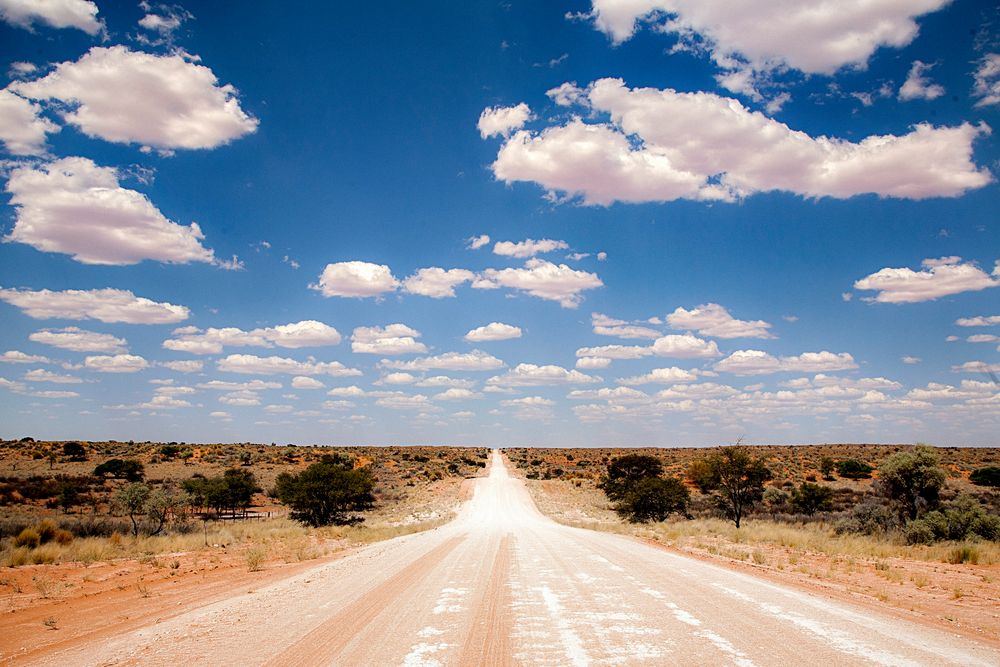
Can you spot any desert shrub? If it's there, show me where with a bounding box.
[62,442,86,461]
[790,482,834,516]
[35,519,58,543]
[614,477,689,523]
[819,457,835,480]
[836,499,899,536]
[836,459,873,479]
[94,459,145,482]
[762,487,788,511]
[14,528,40,548]
[686,459,718,493]
[274,456,375,527]
[877,445,947,521]
[696,446,772,528]
[904,496,1000,544]
[969,467,1000,487]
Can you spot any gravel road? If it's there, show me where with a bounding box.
[41,451,1000,666]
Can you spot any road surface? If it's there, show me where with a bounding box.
[39,451,1000,666]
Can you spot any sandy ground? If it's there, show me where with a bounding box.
[4,451,1000,666]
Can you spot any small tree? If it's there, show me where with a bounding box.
[274,457,375,527]
[835,459,873,479]
[94,458,145,482]
[114,482,151,537]
[819,457,835,481]
[63,442,86,461]
[145,485,183,536]
[877,445,946,521]
[614,477,689,523]
[599,454,664,501]
[687,458,719,493]
[699,446,773,528]
[790,482,834,516]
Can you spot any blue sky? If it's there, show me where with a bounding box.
[0,0,997,447]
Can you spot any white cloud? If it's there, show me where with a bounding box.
[473,259,602,308]
[351,324,427,355]
[311,261,399,298]
[326,385,367,397]
[902,356,922,365]
[4,157,218,266]
[432,388,482,401]
[493,238,569,258]
[854,257,999,304]
[402,267,474,298]
[487,363,599,387]
[501,395,556,419]
[547,82,588,107]
[29,327,126,353]
[414,375,475,388]
[0,89,58,155]
[575,344,652,360]
[952,361,1000,374]
[12,46,257,151]
[588,1,949,76]
[0,0,102,34]
[589,313,662,339]
[291,376,325,390]
[378,372,417,385]
[492,78,991,205]
[464,322,522,342]
[615,367,700,385]
[216,354,361,377]
[715,349,857,375]
[973,54,1000,107]
[968,334,999,343]
[197,379,281,392]
[85,354,149,373]
[159,360,203,373]
[651,334,721,358]
[666,303,773,339]
[956,315,1000,327]
[477,103,532,138]
[576,356,612,369]
[567,387,648,401]
[25,368,81,383]
[209,411,231,419]
[164,320,341,354]
[898,61,945,101]
[375,393,434,411]
[0,287,189,323]
[33,390,79,399]
[0,377,26,392]
[466,234,491,250]
[1,350,51,364]
[502,396,554,406]
[382,350,505,372]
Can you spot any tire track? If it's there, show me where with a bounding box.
[458,534,516,666]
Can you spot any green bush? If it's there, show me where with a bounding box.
[790,482,834,515]
[969,467,1000,487]
[904,496,1000,544]
[274,455,375,527]
[835,459,873,479]
[836,500,898,536]
[599,454,664,501]
[14,528,40,548]
[613,477,689,523]
[877,445,947,520]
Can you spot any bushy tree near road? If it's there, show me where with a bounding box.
[274,455,375,527]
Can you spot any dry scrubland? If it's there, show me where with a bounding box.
[508,445,1000,642]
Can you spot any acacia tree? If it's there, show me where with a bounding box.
[274,456,375,527]
[877,445,946,521]
[598,454,664,501]
[699,446,772,528]
[114,482,150,537]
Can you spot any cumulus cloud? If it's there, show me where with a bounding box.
[381,350,505,372]
[29,327,126,353]
[898,61,945,101]
[477,103,532,138]
[567,387,648,401]
[216,354,362,377]
[432,388,482,401]
[0,0,102,34]
[715,349,857,375]
[576,356,612,369]
[615,367,700,385]
[466,234,491,250]
[351,324,427,355]
[378,372,417,385]
[651,334,721,358]
[666,303,773,339]
[491,78,991,205]
[1,350,52,364]
[291,376,325,390]
[25,368,81,383]
[4,157,219,266]
[375,393,434,411]
[973,54,1000,108]
[85,354,149,373]
[402,267,475,298]
[0,89,58,155]
[588,1,949,80]
[575,344,652,360]
[854,257,1000,304]
[473,259,602,308]
[0,287,189,323]
[547,82,588,107]
[311,261,399,298]
[159,360,203,373]
[464,322,522,342]
[163,320,341,355]
[198,379,282,392]
[12,46,257,151]
[956,315,1000,327]
[487,363,600,387]
[493,238,569,258]
[414,375,475,389]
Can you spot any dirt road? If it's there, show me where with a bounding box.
[32,451,1000,666]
